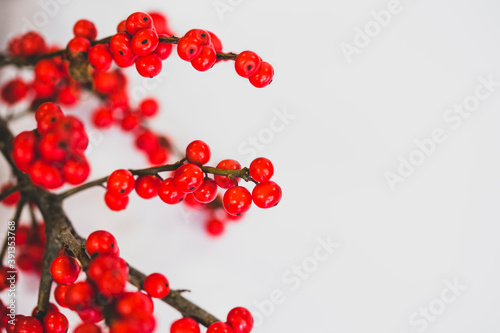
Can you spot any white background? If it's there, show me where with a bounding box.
[1,0,500,332]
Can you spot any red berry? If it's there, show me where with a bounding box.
[88,44,113,71]
[54,284,70,308]
[252,181,282,208]
[64,281,96,311]
[249,157,274,182]
[131,29,159,56]
[62,154,90,185]
[1,183,20,206]
[92,107,114,128]
[20,31,46,56]
[12,131,37,172]
[149,12,172,35]
[0,267,15,291]
[185,29,211,45]
[29,160,64,189]
[148,147,168,165]
[117,20,127,32]
[88,256,128,297]
[208,31,223,53]
[126,12,154,35]
[93,70,126,94]
[1,78,28,104]
[136,53,162,77]
[249,61,274,88]
[37,111,63,135]
[207,322,234,333]
[115,291,154,318]
[135,175,161,199]
[170,317,201,333]
[50,256,81,285]
[73,19,97,40]
[154,36,173,60]
[135,130,160,151]
[186,140,211,165]
[235,51,261,78]
[74,323,102,333]
[110,32,135,58]
[67,36,91,53]
[205,218,224,237]
[226,307,253,333]
[35,102,62,122]
[77,306,103,324]
[38,131,68,162]
[114,53,138,68]
[139,98,159,117]
[104,192,129,211]
[121,113,140,131]
[43,312,69,333]
[193,178,218,203]
[144,272,170,298]
[191,45,217,72]
[177,37,202,61]
[158,178,185,204]
[214,159,241,189]
[86,230,119,257]
[107,169,135,197]
[173,163,204,193]
[34,59,60,84]
[223,186,252,216]
[13,316,43,333]
[57,85,80,106]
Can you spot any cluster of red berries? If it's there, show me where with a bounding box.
[177,29,224,72]
[11,102,90,189]
[48,230,171,332]
[103,140,282,219]
[15,221,46,274]
[170,307,253,333]
[234,51,274,88]
[2,302,69,333]
[7,31,46,57]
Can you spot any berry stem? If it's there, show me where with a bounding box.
[58,162,255,200]
[0,34,238,68]
[0,183,19,202]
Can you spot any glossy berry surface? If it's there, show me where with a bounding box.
[177,37,202,61]
[144,272,170,298]
[13,316,43,333]
[235,51,261,78]
[191,45,217,72]
[136,53,162,78]
[158,178,186,204]
[249,61,274,88]
[107,169,135,197]
[170,317,201,333]
[73,19,97,40]
[126,12,153,35]
[86,230,119,257]
[226,307,253,333]
[223,186,252,216]
[135,175,161,199]
[131,28,159,56]
[206,322,234,333]
[43,312,69,333]
[104,191,129,211]
[214,159,241,189]
[186,140,211,165]
[249,157,274,183]
[173,163,204,193]
[50,255,81,285]
[193,178,218,203]
[252,181,282,208]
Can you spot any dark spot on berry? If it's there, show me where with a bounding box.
[274,203,278,206]
[189,187,195,191]
[51,117,56,123]
[142,39,147,45]
[64,124,71,131]
[119,51,124,55]
[201,33,206,38]
[189,48,194,54]
[58,141,68,150]
[179,198,183,202]
[143,17,148,21]
[247,65,252,71]
[165,283,169,287]
[120,189,125,193]
[110,243,114,248]
[236,213,241,216]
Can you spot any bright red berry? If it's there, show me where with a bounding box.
[170,317,201,333]
[1,183,20,206]
[12,131,36,172]
[73,19,97,40]
[34,59,60,84]
[191,45,217,72]
[54,284,70,308]
[64,281,96,311]
[92,107,114,128]
[252,181,282,208]
[50,256,81,285]
[235,51,261,78]
[67,36,91,53]
[110,32,135,58]
[249,61,274,88]
[226,307,253,333]
[62,154,90,185]
[214,159,241,189]
[107,169,135,197]
[20,31,46,56]
[126,12,154,35]
[115,291,154,318]
[177,37,202,61]
[186,140,211,165]
[185,29,211,45]
[117,20,127,32]
[131,29,159,56]
[13,316,43,333]
[223,186,252,216]
[155,36,173,60]
[193,178,218,203]
[144,272,170,298]
[136,53,162,78]
[135,175,161,199]
[104,191,129,211]
[1,78,28,104]
[208,31,223,53]
[207,322,234,333]
[173,163,204,193]
[88,44,113,71]
[135,130,160,151]
[158,178,185,204]
[43,312,69,333]
[114,53,138,68]
[249,157,274,182]
[148,147,169,165]
[74,323,102,333]
[139,98,159,117]
[38,132,68,162]
[121,113,140,131]
[29,160,64,189]
[86,230,119,257]
[205,218,224,237]
[149,12,172,35]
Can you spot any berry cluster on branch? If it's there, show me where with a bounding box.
[0,10,278,333]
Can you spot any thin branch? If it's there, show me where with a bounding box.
[58,161,253,200]
[0,184,19,202]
